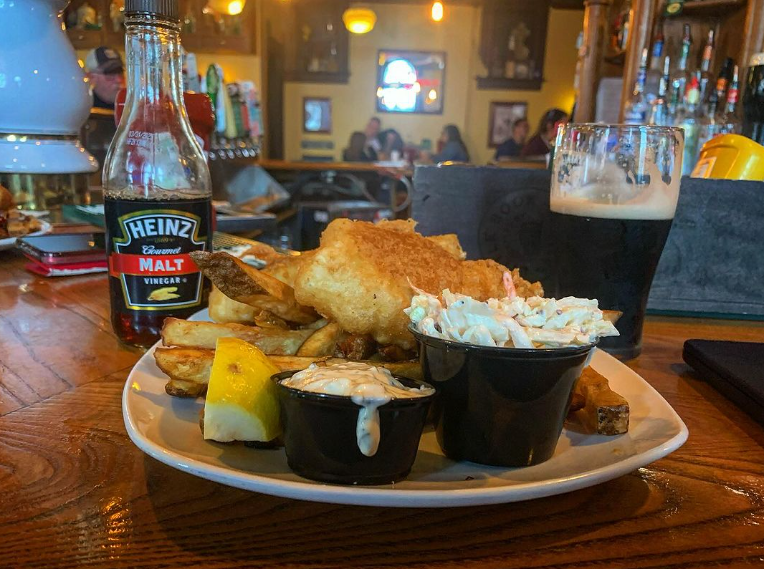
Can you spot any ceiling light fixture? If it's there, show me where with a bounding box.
[343,6,377,34]
[431,1,444,22]
[205,0,246,16]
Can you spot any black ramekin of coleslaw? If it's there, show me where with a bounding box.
[410,325,595,467]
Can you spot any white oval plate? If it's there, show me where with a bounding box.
[0,220,52,251]
[123,309,688,508]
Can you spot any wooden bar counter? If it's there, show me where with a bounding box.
[1,249,764,568]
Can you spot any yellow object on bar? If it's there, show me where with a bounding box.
[692,134,764,181]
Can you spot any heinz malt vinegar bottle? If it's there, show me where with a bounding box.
[103,0,212,347]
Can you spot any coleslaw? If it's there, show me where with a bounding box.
[405,277,619,348]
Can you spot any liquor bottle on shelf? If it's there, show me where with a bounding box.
[718,65,742,135]
[668,76,682,126]
[698,29,715,104]
[649,55,672,126]
[624,48,650,124]
[714,57,734,113]
[612,0,632,53]
[742,53,764,145]
[676,71,702,175]
[645,18,665,104]
[697,88,721,153]
[671,24,693,108]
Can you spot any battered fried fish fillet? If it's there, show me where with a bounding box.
[293,219,542,349]
[377,219,466,260]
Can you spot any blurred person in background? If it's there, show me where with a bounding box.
[521,108,568,157]
[494,118,530,160]
[84,47,125,110]
[363,117,382,160]
[428,125,470,163]
[343,131,375,162]
[377,129,405,161]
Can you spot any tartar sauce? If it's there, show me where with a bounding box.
[281,362,434,457]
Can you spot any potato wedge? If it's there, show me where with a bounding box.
[190,251,317,324]
[238,294,318,325]
[296,322,341,357]
[156,348,331,384]
[165,379,207,398]
[208,286,260,324]
[154,347,423,391]
[240,241,289,265]
[376,361,424,382]
[155,347,215,382]
[161,318,313,354]
[570,367,629,435]
[191,250,282,297]
[602,310,622,324]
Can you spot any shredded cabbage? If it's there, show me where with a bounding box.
[405,285,619,349]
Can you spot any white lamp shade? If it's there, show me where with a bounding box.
[0,135,98,174]
[0,0,93,136]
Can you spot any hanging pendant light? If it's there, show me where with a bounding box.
[432,1,444,22]
[206,0,246,16]
[343,5,377,34]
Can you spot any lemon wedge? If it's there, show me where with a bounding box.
[203,337,282,443]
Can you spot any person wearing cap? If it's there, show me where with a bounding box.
[84,47,126,110]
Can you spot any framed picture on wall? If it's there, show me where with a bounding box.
[488,101,527,147]
[303,97,332,134]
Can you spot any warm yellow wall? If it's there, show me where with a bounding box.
[76,48,261,86]
[284,3,479,161]
[465,9,582,164]
[283,5,583,164]
[194,53,261,84]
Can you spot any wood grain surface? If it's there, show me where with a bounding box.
[1,249,764,568]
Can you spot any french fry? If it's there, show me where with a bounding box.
[155,347,215,382]
[376,361,424,382]
[240,241,289,265]
[602,310,623,324]
[571,367,629,435]
[208,286,260,324]
[296,322,341,357]
[154,349,331,385]
[209,286,290,328]
[161,318,313,354]
[190,251,317,324]
[165,379,207,398]
[154,347,424,392]
[239,294,318,325]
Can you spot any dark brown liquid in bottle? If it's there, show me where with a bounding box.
[105,195,212,348]
[109,282,207,347]
[103,9,211,348]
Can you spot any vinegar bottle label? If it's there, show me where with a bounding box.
[105,197,211,311]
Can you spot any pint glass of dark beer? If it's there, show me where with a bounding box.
[550,124,684,360]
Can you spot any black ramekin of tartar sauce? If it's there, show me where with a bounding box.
[273,366,435,485]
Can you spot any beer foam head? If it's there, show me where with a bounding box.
[550,192,677,220]
[551,151,680,220]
